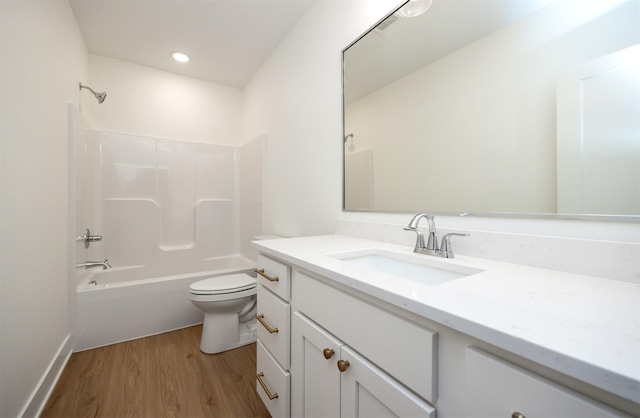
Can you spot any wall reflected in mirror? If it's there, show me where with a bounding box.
[343,0,639,217]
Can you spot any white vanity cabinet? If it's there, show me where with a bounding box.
[465,348,631,418]
[292,311,436,418]
[254,244,636,418]
[255,254,291,418]
[291,270,437,417]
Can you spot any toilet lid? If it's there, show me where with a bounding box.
[189,273,256,295]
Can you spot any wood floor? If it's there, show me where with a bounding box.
[42,325,271,418]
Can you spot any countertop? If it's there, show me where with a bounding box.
[252,234,640,404]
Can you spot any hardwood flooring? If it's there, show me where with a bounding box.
[42,325,271,418]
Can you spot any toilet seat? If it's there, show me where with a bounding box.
[190,273,256,295]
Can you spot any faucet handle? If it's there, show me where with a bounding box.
[439,233,469,259]
[76,228,103,249]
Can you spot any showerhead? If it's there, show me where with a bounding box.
[79,82,107,104]
[344,133,355,151]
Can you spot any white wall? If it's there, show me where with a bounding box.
[241,0,401,237]
[84,54,243,145]
[0,1,87,416]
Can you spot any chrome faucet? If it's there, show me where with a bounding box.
[404,213,469,258]
[76,259,112,270]
[404,213,438,255]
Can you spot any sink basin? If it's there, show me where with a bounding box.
[330,249,484,285]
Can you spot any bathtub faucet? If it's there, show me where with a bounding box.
[76,259,112,270]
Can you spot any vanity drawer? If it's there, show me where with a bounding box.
[293,271,438,403]
[256,340,290,418]
[257,285,291,370]
[257,254,291,301]
[465,347,629,417]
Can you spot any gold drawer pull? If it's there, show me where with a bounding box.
[512,413,526,418]
[337,359,350,372]
[256,314,279,333]
[323,348,335,359]
[256,372,279,400]
[256,268,279,282]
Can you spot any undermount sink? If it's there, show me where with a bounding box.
[330,249,484,285]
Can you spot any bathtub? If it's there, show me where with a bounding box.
[75,255,256,351]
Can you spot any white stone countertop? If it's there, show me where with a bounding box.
[252,234,640,404]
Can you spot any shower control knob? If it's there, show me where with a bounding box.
[76,228,103,248]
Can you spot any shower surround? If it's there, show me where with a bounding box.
[74,113,264,350]
[77,131,264,268]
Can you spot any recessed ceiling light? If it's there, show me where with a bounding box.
[172,52,190,63]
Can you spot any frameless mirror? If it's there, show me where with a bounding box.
[343,0,639,218]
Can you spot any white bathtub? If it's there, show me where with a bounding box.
[75,255,256,351]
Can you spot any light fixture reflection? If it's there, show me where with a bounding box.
[172,52,190,63]
[397,0,432,18]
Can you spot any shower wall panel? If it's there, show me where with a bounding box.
[75,124,99,265]
[239,135,266,259]
[157,140,197,249]
[195,200,235,257]
[101,133,156,199]
[89,132,241,267]
[101,199,159,266]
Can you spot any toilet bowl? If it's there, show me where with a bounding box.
[189,273,257,354]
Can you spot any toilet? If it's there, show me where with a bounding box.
[189,273,257,354]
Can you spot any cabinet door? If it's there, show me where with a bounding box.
[291,312,343,418]
[340,346,436,418]
[466,347,628,418]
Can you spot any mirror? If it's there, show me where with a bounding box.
[343,0,639,217]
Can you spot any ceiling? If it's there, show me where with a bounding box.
[70,0,314,89]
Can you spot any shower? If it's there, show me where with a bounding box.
[79,82,107,104]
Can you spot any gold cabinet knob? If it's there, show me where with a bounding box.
[337,359,350,372]
[512,413,526,418]
[323,348,335,359]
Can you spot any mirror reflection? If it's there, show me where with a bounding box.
[343,0,639,216]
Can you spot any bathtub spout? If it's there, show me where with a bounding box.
[76,259,112,270]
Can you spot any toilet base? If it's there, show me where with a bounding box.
[199,312,257,354]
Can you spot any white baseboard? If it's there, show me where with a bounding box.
[19,334,74,418]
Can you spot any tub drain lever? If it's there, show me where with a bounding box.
[76,228,103,249]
